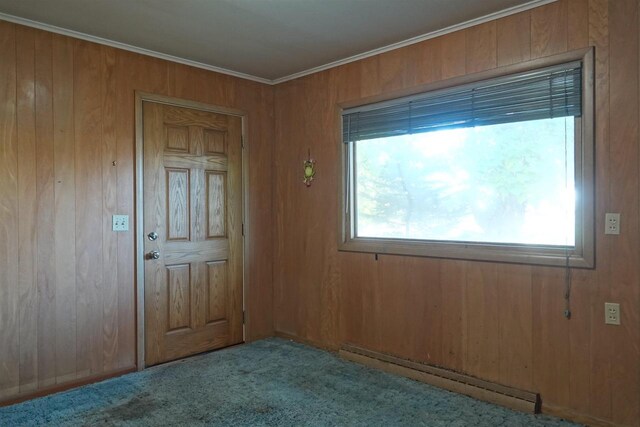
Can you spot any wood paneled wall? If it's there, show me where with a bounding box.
[0,22,274,402]
[273,0,640,425]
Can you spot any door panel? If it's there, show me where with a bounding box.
[143,101,243,366]
[166,168,190,241]
[207,172,226,237]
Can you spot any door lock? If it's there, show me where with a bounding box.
[147,231,158,241]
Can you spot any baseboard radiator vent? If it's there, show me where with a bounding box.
[339,344,540,414]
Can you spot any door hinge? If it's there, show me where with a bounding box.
[242,223,244,236]
[242,311,246,324]
[241,135,245,149]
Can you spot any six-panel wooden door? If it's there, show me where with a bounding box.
[143,101,243,366]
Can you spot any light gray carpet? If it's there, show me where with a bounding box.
[0,338,578,426]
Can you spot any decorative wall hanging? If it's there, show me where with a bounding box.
[303,149,316,187]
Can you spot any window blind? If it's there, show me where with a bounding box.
[342,61,582,143]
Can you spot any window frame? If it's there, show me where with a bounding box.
[338,48,595,268]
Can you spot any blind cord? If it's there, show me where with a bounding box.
[345,116,352,215]
[563,115,572,320]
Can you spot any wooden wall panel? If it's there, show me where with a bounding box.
[273,1,640,425]
[439,260,466,372]
[340,253,377,348]
[496,12,531,66]
[34,30,56,388]
[532,267,570,408]
[115,52,169,370]
[568,0,590,50]
[465,22,497,73]
[52,34,77,384]
[16,26,38,394]
[0,20,19,400]
[74,40,104,378]
[0,20,274,403]
[238,81,275,342]
[414,39,442,86]
[440,32,466,79]
[101,46,119,373]
[608,1,639,424]
[497,265,533,391]
[465,263,500,382]
[273,80,303,338]
[588,0,612,420]
[2,2,639,424]
[531,0,569,58]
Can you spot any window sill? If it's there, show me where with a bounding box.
[338,237,594,269]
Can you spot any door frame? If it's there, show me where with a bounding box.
[134,92,248,370]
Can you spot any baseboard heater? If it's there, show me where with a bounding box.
[339,344,540,414]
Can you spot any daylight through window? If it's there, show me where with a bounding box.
[340,51,594,268]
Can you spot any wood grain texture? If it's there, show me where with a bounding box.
[166,169,190,240]
[34,30,56,388]
[607,0,639,424]
[465,263,500,382]
[16,26,38,393]
[167,265,191,331]
[240,82,275,342]
[0,21,274,402]
[207,172,226,238]
[466,22,497,73]
[440,260,467,372]
[497,12,531,66]
[359,56,380,98]
[1,2,638,423]
[588,0,612,420]
[440,31,466,79]
[101,45,118,373]
[0,20,19,400]
[532,267,571,408]
[52,33,77,384]
[531,0,569,58]
[414,38,442,86]
[207,261,228,322]
[568,0,590,50]
[497,264,533,391]
[204,129,226,154]
[272,2,640,425]
[378,46,417,93]
[143,102,243,366]
[74,39,104,377]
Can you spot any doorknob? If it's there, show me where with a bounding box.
[147,231,158,241]
[148,250,160,260]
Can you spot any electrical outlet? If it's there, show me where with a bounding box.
[605,213,620,235]
[605,302,620,325]
[112,215,129,232]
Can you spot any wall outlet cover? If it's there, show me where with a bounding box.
[605,213,620,235]
[112,215,129,232]
[604,302,620,325]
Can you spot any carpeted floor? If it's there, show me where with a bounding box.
[0,338,577,426]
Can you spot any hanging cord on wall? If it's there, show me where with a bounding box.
[564,249,572,319]
[563,112,572,320]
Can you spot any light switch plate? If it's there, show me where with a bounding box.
[112,215,129,232]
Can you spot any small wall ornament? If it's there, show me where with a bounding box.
[303,149,316,187]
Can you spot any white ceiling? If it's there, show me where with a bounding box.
[0,0,553,83]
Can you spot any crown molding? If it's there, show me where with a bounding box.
[271,0,557,84]
[0,12,272,85]
[0,0,556,86]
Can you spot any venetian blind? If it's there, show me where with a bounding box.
[343,61,582,143]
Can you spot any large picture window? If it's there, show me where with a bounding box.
[340,49,594,268]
